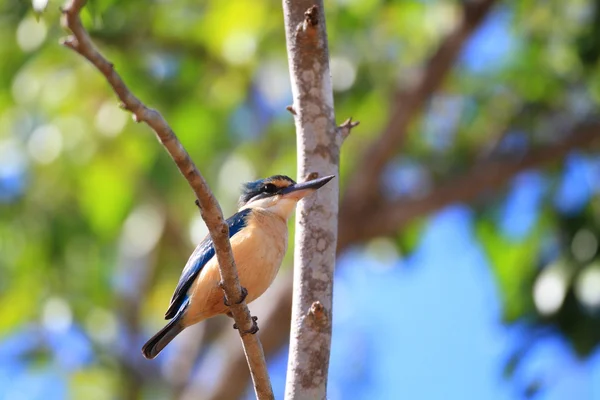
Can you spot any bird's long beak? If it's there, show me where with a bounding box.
[280,175,335,201]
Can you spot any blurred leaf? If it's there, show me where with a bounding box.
[70,367,116,400]
[395,218,425,255]
[477,218,542,321]
[0,253,43,334]
[78,156,134,239]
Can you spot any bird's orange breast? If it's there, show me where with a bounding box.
[183,210,288,326]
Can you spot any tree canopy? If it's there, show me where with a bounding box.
[2,0,600,398]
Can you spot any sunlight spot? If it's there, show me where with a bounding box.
[122,204,165,258]
[12,69,42,105]
[575,264,600,309]
[424,3,458,37]
[95,101,127,137]
[16,16,47,52]
[85,308,118,345]
[189,215,208,246]
[41,71,75,107]
[330,56,357,92]
[27,124,63,164]
[222,32,256,65]
[255,61,291,109]
[43,297,72,333]
[365,238,399,272]
[218,154,255,202]
[55,116,87,152]
[0,139,27,174]
[571,229,598,263]
[32,0,49,12]
[55,116,97,164]
[533,265,568,315]
[0,108,34,137]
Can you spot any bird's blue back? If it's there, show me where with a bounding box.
[164,208,252,319]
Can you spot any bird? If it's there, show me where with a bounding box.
[141,173,335,359]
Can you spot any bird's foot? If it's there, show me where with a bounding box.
[220,282,248,306]
[233,316,259,335]
[219,281,233,307]
[237,286,248,304]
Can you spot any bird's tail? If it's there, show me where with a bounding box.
[142,299,189,359]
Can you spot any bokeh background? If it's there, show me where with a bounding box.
[2,0,600,399]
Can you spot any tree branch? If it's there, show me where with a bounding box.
[337,117,360,142]
[59,1,274,398]
[179,276,294,400]
[342,0,498,216]
[199,118,600,399]
[345,119,600,245]
[282,2,342,399]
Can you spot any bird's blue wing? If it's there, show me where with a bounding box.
[164,208,252,319]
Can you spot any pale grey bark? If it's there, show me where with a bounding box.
[282,3,343,399]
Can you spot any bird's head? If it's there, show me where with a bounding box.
[239,174,335,220]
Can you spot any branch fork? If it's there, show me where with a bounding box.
[337,117,360,141]
[303,5,319,27]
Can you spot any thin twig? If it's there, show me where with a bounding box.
[337,117,360,142]
[286,105,297,115]
[59,1,274,398]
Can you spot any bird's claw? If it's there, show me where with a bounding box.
[220,283,249,306]
[233,316,259,335]
[219,281,232,307]
[223,285,256,334]
[237,286,248,304]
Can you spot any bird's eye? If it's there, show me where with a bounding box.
[262,183,278,193]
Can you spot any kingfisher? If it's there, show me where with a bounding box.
[142,174,334,359]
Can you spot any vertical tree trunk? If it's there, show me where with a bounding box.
[282,2,340,399]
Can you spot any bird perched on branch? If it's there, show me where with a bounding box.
[142,174,334,359]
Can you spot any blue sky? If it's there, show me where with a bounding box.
[264,169,600,399]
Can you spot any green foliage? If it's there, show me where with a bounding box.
[395,218,426,255]
[2,0,600,397]
[477,217,541,322]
